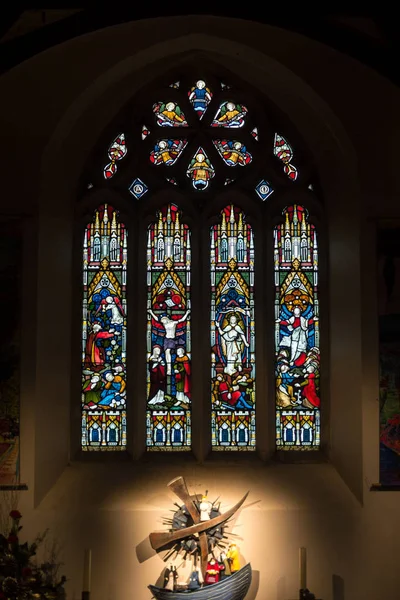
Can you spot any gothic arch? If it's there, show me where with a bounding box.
[33,24,362,485]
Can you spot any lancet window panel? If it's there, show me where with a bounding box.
[79,70,321,455]
[210,205,256,450]
[274,205,320,450]
[146,204,192,450]
[81,204,127,450]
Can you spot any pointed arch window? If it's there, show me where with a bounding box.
[81,205,127,450]
[211,206,256,450]
[146,204,191,450]
[274,206,320,449]
[81,72,321,455]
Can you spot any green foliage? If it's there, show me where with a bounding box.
[0,512,66,600]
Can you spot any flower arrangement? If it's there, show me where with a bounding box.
[0,510,67,600]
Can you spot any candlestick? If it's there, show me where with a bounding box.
[299,547,307,590]
[82,548,92,597]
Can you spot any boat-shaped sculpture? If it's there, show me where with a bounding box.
[148,562,252,600]
[147,476,251,600]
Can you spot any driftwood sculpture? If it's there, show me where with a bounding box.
[148,476,252,600]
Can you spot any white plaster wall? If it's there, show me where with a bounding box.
[14,461,398,600]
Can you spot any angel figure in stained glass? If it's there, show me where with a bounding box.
[188,80,212,118]
[186,151,215,190]
[217,313,249,376]
[148,309,190,375]
[98,295,124,330]
[153,101,187,127]
[150,139,187,166]
[214,139,252,166]
[212,101,248,128]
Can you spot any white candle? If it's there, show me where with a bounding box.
[83,549,92,593]
[299,547,307,590]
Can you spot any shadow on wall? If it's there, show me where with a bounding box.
[136,535,157,563]
[277,576,286,599]
[246,569,260,600]
[332,574,345,600]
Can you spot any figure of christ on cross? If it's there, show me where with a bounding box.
[148,309,190,375]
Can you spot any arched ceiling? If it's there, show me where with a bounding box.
[0,9,397,86]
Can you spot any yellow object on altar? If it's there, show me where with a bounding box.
[227,543,240,572]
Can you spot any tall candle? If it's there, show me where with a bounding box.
[299,547,307,590]
[83,549,92,593]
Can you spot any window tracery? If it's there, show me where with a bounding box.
[81,73,320,453]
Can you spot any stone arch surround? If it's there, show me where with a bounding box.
[35,24,362,489]
[3,18,398,600]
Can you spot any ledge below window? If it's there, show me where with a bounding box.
[370,483,400,491]
[0,483,28,491]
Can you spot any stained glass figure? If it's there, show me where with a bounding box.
[129,177,148,199]
[186,147,215,190]
[213,140,252,167]
[210,205,256,450]
[150,139,187,166]
[169,81,180,89]
[255,180,274,201]
[142,125,150,140]
[251,127,259,141]
[211,101,248,128]
[188,80,212,119]
[146,204,191,449]
[224,178,235,186]
[82,204,127,450]
[103,133,127,179]
[166,177,178,186]
[274,205,320,450]
[273,133,298,181]
[153,101,188,127]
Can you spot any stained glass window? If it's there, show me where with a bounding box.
[188,80,212,119]
[142,125,150,140]
[273,133,298,181]
[82,204,127,450]
[186,147,215,190]
[255,180,274,201]
[153,101,188,127]
[146,204,191,449]
[150,139,188,166]
[274,205,320,450]
[212,101,248,128]
[91,75,316,455]
[213,140,252,166]
[211,206,256,450]
[128,178,148,199]
[103,133,127,179]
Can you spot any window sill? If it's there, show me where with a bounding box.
[370,483,400,491]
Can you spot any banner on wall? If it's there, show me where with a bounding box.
[378,223,400,486]
[0,220,22,485]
